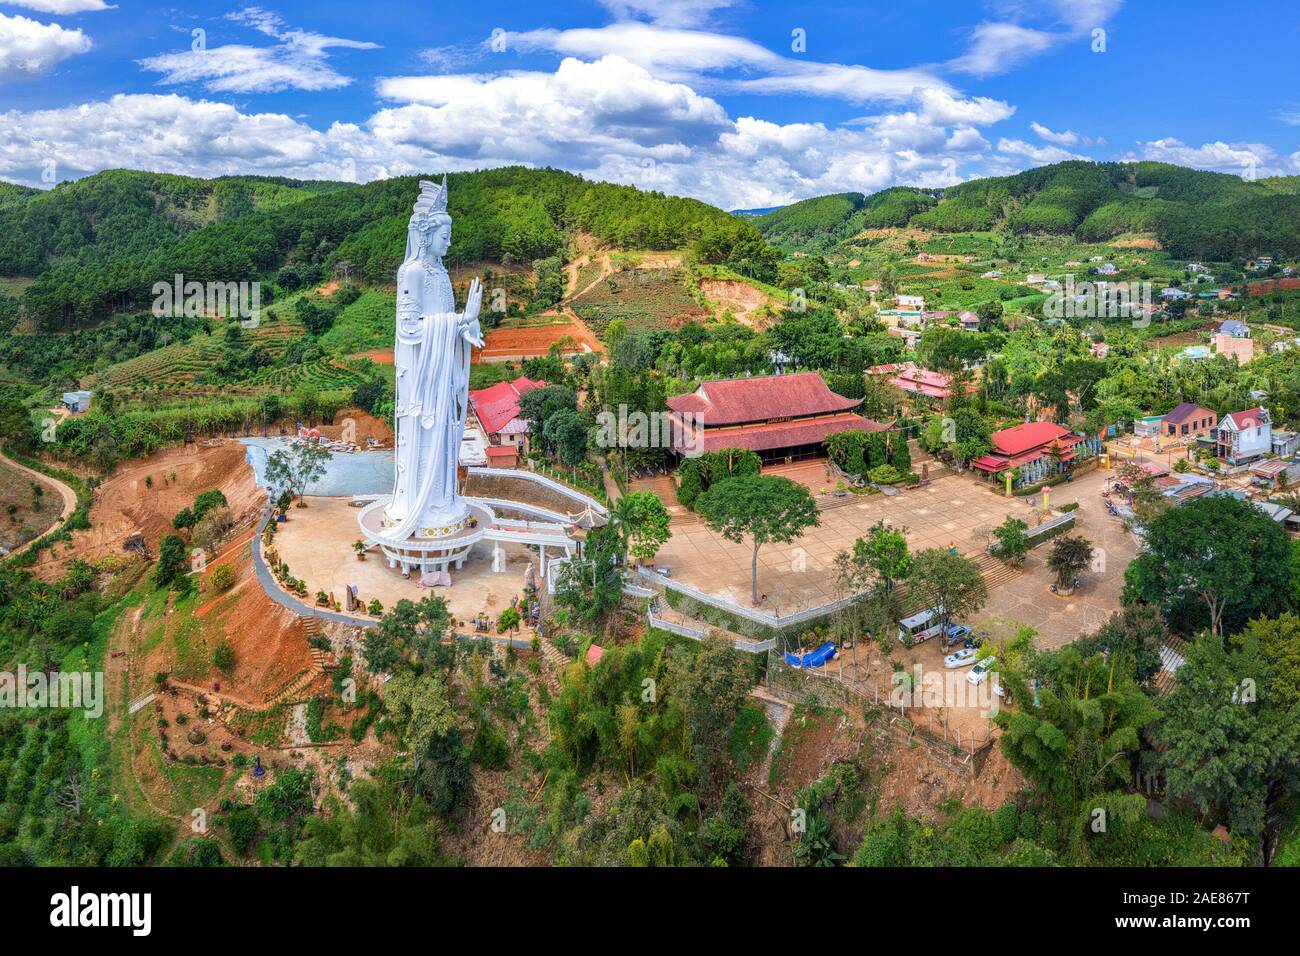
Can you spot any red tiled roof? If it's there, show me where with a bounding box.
[990,421,1074,457]
[1220,407,1266,431]
[671,412,887,455]
[469,376,545,435]
[485,444,518,458]
[585,644,606,666]
[666,372,861,426]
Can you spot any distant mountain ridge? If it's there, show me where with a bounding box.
[753,161,1300,261]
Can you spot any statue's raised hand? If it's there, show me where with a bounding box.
[459,277,484,347]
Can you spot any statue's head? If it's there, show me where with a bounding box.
[421,215,452,257]
[409,176,451,259]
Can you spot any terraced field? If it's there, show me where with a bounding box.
[569,266,708,339]
[89,318,306,389]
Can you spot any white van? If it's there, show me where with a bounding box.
[898,606,946,645]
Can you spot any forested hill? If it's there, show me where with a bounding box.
[7,166,760,332]
[755,161,1300,260]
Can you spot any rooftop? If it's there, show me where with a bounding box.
[469,376,545,435]
[666,372,861,427]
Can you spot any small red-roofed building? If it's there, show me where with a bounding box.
[468,375,545,465]
[970,420,1098,485]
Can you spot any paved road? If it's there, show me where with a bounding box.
[0,448,79,558]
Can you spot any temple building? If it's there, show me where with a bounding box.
[666,371,888,464]
[468,375,545,468]
[970,421,1100,485]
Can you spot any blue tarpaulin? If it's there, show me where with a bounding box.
[784,642,837,668]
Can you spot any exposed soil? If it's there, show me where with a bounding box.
[699,278,773,326]
[474,318,602,361]
[30,441,263,580]
[316,407,394,447]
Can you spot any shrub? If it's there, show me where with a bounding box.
[994,804,1019,844]
[868,464,902,485]
[207,563,236,592]
[213,638,236,674]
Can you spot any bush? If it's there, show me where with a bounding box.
[213,638,236,674]
[869,464,902,485]
[207,563,236,592]
[994,804,1019,844]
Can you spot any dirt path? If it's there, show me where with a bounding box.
[0,448,78,557]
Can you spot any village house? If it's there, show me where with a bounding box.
[1210,407,1273,466]
[1161,402,1217,441]
[1213,333,1255,364]
[665,371,888,465]
[875,362,974,403]
[60,390,92,413]
[896,294,925,310]
[1217,319,1250,338]
[468,375,545,468]
[969,421,1100,486]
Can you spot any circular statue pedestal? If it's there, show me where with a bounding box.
[357,497,493,574]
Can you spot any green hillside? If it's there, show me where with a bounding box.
[755,161,1300,262]
[14,166,763,331]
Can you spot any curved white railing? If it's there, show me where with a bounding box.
[467,466,607,516]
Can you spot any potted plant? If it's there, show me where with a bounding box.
[353,539,367,560]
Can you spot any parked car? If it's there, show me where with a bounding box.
[942,624,972,647]
[967,656,997,685]
[944,647,979,669]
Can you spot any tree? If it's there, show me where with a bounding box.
[154,534,187,588]
[907,549,988,623]
[1124,495,1290,635]
[1160,631,1300,850]
[696,474,820,604]
[613,491,671,564]
[0,396,35,453]
[667,634,753,791]
[995,646,1156,856]
[1047,535,1094,590]
[990,516,1030,566]
[265,442,330,503]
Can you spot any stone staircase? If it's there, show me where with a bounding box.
[970,551,1022,590]
[537,634,572,694]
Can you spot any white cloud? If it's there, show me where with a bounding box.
[948,23,1057,77]
[505,22,959,107]
[1029,121,1078,145]
[1123,138,1285,178]
[948,1,1124,77]
[996,137,1085,164]
[0,12,91,79]
[1,0,113,12]
[138,7,378,93]
[596,0,740,28]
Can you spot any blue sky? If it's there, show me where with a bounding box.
[1,0,1297,207]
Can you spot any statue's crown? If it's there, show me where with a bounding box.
[413,175,448,222]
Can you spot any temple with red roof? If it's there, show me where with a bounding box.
[665,371,888,463]
[970,420,1099,484]
[468,375,545,467]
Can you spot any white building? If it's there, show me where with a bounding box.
[1214,407,1272,465]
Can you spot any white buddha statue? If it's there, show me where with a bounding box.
[383,177,484,539]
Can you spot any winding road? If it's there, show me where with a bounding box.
[0,448,79,558]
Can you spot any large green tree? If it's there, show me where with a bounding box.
[1124,495,1290,635]
[696,474,820,604]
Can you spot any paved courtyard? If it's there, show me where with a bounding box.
[653,471,1046,615]
[271,497,541,629]
[651,464,1141,648]
[972,466,1140,648]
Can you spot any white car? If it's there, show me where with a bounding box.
[944,647,979,669]
[967,656,997,685]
